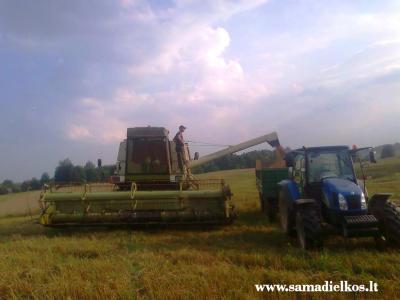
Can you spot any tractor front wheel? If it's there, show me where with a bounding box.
[295,206,323,250]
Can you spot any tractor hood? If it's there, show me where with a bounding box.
[322,177,365,212]
[323,178,360,194]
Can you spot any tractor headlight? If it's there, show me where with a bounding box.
[360,192,367,210]
[338,193,348,210]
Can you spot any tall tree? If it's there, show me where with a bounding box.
[84,161,99,182]
[21,180,31,192]
[40,172,50,186]
[54,159,74,182]
[72,166,86,183]
[30,178,41,190]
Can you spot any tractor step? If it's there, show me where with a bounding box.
[342,215,380,238]
[343,227,381,238]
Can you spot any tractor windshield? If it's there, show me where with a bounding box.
[307,148,355,183]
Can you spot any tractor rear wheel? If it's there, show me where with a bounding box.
[295,206,323,250]
[383,201,400,246]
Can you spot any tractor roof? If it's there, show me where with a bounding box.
[127,127,169,138]
[302,145,349,152]
[285,146,349,158]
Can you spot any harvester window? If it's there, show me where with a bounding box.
[126,138,169,174]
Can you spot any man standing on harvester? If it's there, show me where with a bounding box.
[174,125,186,172]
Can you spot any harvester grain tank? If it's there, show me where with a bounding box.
[256,144,400,249]
[39,127,280,226]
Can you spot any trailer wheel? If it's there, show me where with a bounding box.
[259,192,265,212]
[265,197,278,223]
[383,201,400,246]
[295,206,323,250]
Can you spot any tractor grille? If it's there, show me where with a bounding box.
[346,194,361,210]
[344,214,378,225]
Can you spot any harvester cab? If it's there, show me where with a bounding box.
[39,126,281,226]
[278,146,400,249]
[111,127,190,190]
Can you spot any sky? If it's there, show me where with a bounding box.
[0,0,400,182]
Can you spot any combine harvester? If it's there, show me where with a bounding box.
[257,143,400,249]
[39,126,280,226]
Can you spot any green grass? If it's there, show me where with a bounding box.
[355,156,400,200]
[0,191,39,203]
[0,158,399,299]
[0,191,41,218]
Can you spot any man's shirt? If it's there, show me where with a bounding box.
[173,131,184,149]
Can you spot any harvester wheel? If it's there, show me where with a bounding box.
[383,201,400,246]
[295,206,323,250]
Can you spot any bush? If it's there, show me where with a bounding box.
[30,178,41,190]
[0,184,9,195]
[381,144,395,159]
[40,172,50,185]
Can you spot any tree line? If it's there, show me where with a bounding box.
[380,144,397,159]
[1,150,277,194]
[0,159,115,195]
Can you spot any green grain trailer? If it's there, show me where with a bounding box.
[256,165,289,222]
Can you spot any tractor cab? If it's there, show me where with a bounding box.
[285,146,372,218]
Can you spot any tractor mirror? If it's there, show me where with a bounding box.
[369,151,377,163]
[350,150,357,161]
[194,152,199,160]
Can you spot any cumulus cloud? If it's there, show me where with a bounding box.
[67,125,91,140]
[64,1,271,144]
[62,0,400,148]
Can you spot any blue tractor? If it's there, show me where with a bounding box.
[276,146,400,249]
